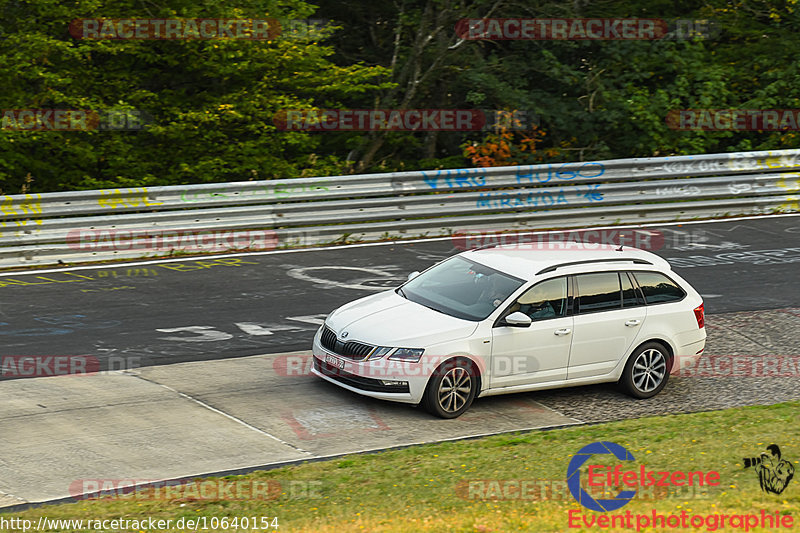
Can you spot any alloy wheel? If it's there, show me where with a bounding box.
[631,348,667,393]
[437,367,472,413]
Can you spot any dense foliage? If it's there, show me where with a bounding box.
[1,0,799,193]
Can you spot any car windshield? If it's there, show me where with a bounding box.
[398,256,525,321]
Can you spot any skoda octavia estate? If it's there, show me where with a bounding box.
[311,242,706,418]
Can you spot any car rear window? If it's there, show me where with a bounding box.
[621,271,645,307]
[632,271,686,304]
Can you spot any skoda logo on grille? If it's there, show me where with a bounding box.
[340,331,349,338]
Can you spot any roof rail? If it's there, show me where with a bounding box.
[470,241,501,251]
[536,258,653,275]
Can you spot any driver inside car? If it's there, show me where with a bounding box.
[504,278,565,321]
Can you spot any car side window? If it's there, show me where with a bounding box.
[621,272,645,307]
[514,277,568,321]
[575,272,621,314]
[632,271,686,304]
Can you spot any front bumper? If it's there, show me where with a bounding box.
[311,330,429,404]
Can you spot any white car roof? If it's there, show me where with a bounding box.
[464,242,671,281]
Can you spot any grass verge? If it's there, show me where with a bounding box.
[3,401,799,532]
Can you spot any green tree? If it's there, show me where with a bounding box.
[315,0,800,169]
[0,0,392,193]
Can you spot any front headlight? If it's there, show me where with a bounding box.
[366,346,393,360]
[389,348,425,363]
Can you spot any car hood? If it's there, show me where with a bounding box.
[325,290,479,347]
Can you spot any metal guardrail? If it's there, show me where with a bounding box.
[1,149,799,268]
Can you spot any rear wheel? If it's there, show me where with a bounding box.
[620,342,671,399]
[423,359,477,418]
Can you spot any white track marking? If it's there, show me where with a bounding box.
[234,322,277,336]
[286,265,405,291]
[155,326,234,342]
[286,314,328,326]
[234,322,304,336]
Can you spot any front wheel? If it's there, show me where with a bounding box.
[620,342,671,399]
[423,359,477,418]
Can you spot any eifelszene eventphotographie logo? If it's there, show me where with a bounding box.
[567,441,638,512]
[743,444,795,495]
[566,441,795,531]
[567,441,723,513]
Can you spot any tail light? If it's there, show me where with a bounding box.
[693,303,705,329]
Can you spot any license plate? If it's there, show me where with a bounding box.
[325,354,345,370]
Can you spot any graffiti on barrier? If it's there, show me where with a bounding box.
[662,152,800,175]
[477,189,568,209]
[655,185,701,196]
[515,162,605,184]
[98,188,163,209]
[180,181,331,203]
[0,194,43,227]
[476,183,604,209]
[420,168,486,190]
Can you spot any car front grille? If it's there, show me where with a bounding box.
[320,326,375,360]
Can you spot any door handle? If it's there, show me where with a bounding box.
[625,319,642,327]
[554,328,572,336]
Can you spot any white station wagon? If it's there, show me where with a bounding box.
[311,243,706,418]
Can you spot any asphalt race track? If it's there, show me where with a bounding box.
[0,215,799,506]
[1,215,799,371]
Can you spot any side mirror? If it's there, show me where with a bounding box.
[407,271,420,281]
[504,311,532,328]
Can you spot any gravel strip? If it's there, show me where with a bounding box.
[516,307,800,423]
